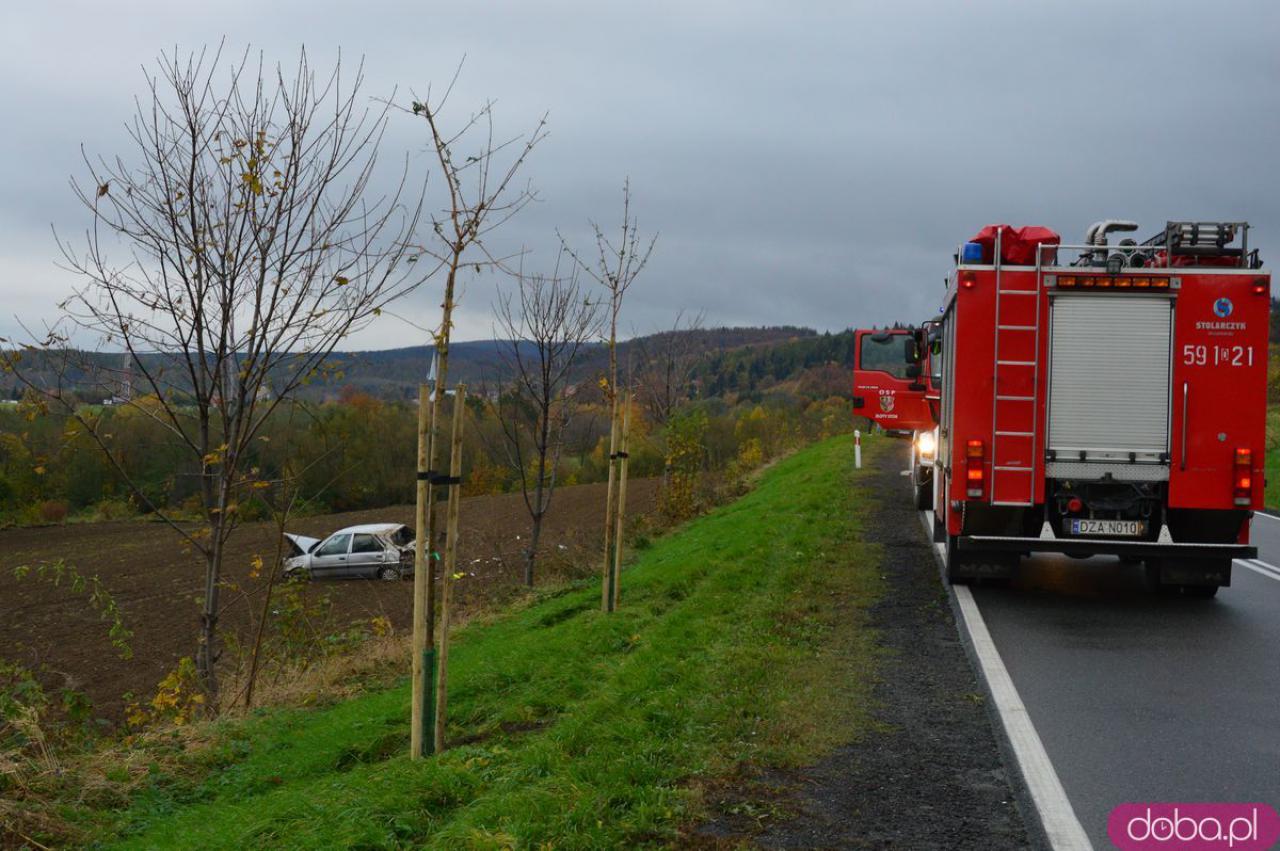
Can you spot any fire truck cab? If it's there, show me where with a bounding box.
[853,324,941,508]
[932,221,1267,596]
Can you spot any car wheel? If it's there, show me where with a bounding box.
[377,566,401,581]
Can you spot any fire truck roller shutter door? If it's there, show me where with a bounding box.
[1048,294,1173,464]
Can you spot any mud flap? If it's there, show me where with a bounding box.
[946,536,1016,583]
[1158,558,1232,588]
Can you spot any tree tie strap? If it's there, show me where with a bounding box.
[417,470,463,485]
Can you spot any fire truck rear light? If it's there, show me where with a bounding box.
[965,439,985,498]
[1253,282,1267,295]
[1067,497,1084,513]
[1060,275,1171,290]
[1234,448,1252,506]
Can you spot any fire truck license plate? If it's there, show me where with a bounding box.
[1068,519,1146,537]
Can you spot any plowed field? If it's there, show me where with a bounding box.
[0,479,657,722]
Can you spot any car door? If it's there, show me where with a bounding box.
[309,533,352,578]
[852,328,934,433]
[349,533,388,578]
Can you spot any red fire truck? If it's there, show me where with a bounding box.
[929,221,1267,596]
[853,324,941,508]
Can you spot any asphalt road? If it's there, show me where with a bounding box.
[960,511,1280,848]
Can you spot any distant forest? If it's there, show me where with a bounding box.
[0,325,832,403]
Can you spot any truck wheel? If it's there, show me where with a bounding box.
[913,476,933,511]
[1180,584,1219,599]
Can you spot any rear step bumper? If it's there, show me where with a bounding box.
[959,535,1255,561]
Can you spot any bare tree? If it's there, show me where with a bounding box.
[634,310,707,428]
[406,70,547,613]
[493,253,600,586]
[561,179,656,414]
[560,179,656,611]
[404,66,547,759]
[2,46,428,702]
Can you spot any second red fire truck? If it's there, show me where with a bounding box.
[857,220,1268,596]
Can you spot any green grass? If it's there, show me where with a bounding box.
[83,436,884,849]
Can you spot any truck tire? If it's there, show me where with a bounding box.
[1181,584,1219,599]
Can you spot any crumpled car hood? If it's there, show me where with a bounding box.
[282,533,321,558]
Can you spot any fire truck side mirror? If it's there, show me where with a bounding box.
[905,364,922,379]
[903,337,920,363]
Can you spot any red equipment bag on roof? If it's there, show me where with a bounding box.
[969,224,1061,265]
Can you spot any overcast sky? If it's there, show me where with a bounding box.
[2,0,1278,350]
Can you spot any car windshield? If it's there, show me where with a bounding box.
[315,533,351,557]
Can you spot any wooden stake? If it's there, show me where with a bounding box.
[601,398,621,612]
[410,384,432,759]
[434,385,466,754]
[611,393,632,610]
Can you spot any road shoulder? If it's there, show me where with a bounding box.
[692,442,1030,848]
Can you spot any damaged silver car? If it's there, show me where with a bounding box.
[282,523,414,580]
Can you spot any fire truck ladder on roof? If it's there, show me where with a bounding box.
[989,234,1042,506]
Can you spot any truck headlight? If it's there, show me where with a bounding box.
[916,431,936,457]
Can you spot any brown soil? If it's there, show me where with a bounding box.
[0,479,657,723]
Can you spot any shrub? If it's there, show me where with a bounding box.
[37,500,68,524]
[90,497,135,522]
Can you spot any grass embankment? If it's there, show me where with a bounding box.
[74,436,882,849]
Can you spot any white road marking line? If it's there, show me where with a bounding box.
[919,513,1093,851]
[1248,558,1280,576]
[1236,559,1280,582]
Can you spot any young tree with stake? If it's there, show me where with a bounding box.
[561,179,656,611]
[3,46,428,703]
[405,70,547,758]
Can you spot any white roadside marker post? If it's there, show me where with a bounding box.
[854,430,862,469]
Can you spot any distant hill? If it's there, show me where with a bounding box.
[1,326,835,403]
[316,326,821,400]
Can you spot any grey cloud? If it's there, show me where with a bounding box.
[3,0,1278,348]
